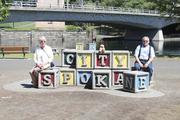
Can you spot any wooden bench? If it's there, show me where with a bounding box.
[0,46,30,58]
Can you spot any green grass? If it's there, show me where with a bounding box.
[0,22,35,30]
[0,53,61,60]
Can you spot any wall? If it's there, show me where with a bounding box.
[0,30,91,52]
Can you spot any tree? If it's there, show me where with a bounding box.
[148,0,180,16]
[0,0,9,21]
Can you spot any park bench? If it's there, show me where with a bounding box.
[0,46,30,58]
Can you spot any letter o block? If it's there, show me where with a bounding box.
[38,69,59,89]
[76,70,93,86]
[123,71,149,93]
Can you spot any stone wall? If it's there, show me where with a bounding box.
[0,30,91,52]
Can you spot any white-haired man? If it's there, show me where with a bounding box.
[29,36,54,87]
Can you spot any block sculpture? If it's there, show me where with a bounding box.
[38,68,59,88]
[59,68,76,85]
[112,70,129,87]
[61,49,76,68]
[76,70,93,86]
[95,51,111,69]
[93,70,111,89]
[123,71,149,93]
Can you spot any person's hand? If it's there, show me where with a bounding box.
[36,64,43,69]
[143,63,149,68]
[139,62,144,68]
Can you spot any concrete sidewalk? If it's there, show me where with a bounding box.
[0,57,180,120]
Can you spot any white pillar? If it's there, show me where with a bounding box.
[152,29,164,55]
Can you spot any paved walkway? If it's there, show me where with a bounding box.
[0,57,180,120]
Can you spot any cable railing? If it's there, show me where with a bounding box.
[6,2,160,16]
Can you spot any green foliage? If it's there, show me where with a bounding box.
[65,25,82,32]
[0,0,9,21]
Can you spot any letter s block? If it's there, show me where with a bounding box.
[38,69,59,89]
[123,71,149,93]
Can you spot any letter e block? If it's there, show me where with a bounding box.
[76,70,93,86]
[93,70,111,89]
[123,71,149,93]
[38,69,59,89]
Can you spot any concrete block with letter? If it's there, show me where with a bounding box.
[59,68,76,85]
[76,70,93,86]
[38,68,60,89]
[123,71,149,93]
[61,49,76,68]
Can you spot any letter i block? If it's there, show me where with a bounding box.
[59,68,76,85]
[93,70,111,89]
[38,69,59,89]
[61,49,76,68]
[76,70,93,86]
[95,51,111,69]
[112,70,129,87]
[123,71,149,93]
[76,50,94,69]
[112,51,130,70]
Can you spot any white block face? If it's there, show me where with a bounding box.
[93,70,111,89]
[123,71,149,93]
[38,69,59,89]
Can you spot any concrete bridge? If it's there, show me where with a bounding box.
[2,4,180,54]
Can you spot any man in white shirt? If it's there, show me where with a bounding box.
[134,36,155,82]
[29,36,54,87]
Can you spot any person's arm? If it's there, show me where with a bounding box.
[134,45,143,67]
[144,46,155,68]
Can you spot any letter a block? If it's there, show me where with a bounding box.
[112,51,130,70]
[112,70,129,87]
[61,49,76,68]
[38,69,59,89]
[93,70,111,89]
[59,68,76,85]
[76,70,93,86]
[123,71,149,93]
[76,50,94,69]
[95,51,111,69]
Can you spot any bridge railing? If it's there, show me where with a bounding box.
[6,2,159,15]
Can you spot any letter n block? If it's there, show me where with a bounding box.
[112,70,129,87]
[59,68,76,85]
[38,69,59,89]
[93,70,111,89]
[112,51,130,70]
[76,50,94,69]
[95,51,111,69]
[76,70,93,86]
[61,49,76,68]
[123,71,149,93]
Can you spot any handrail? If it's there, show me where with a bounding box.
[6,2,160,15]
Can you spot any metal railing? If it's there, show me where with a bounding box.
[6,2,160,16]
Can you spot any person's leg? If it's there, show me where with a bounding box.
[134,62,141,71]
[147,63,153,81]
[29,67,41,88]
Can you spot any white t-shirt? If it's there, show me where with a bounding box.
[34,45,54,65]
[134,45,155,60]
